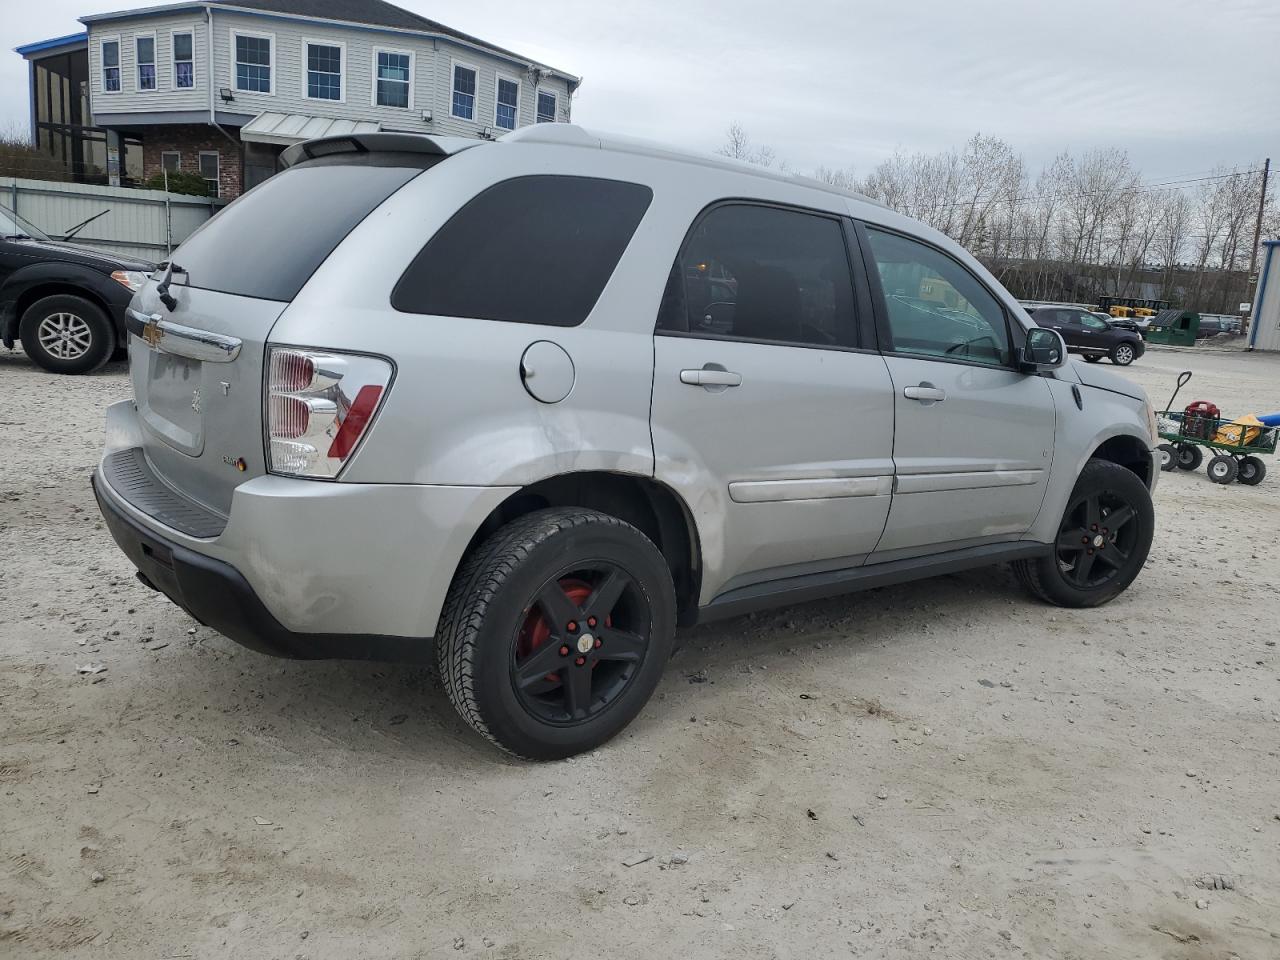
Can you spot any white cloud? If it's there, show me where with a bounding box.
[3,0,1275,177]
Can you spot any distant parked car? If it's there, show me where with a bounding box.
[0,204,154,374]
[1099,310,1142,332]
[1028,306,1145,365]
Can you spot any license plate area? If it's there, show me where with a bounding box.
[135,347,205,456]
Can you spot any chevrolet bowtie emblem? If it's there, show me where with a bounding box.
[142,317,164,349]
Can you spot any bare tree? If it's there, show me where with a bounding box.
[716,122,787,171]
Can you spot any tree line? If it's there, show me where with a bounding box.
[719,123,1275,315]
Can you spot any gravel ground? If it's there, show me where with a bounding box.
[2,343,1279,959]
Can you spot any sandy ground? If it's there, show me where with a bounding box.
[2,342,1279,960]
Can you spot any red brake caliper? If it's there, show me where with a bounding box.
[516,578,610,686]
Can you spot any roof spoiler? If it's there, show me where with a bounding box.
[280,132,482,169]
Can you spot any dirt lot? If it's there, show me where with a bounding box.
[2,343,1279,959]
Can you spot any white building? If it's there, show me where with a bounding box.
[1248,240,1280,351]
[20,0,579,199]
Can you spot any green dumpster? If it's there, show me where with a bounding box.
[1144,309,1199,346]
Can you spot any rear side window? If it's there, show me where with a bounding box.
[656,203,857,348]
[172,158,433,302]
[392,176,652,326]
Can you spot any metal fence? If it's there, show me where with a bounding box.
[2,177,224,263]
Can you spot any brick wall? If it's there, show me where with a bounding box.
[141,124,243,200]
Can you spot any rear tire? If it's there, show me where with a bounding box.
[1083,355,1102,363]
[1207,454,1238,484]
[1175,444,1203,471]
[1110,342,1136,366]
[435,508,676,760]
[19,294,115,375]
[1237,455,1266,486]
[1014,459,1153,608]
[1157,443,1177,472]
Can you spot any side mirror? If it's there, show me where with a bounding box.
[1022,327,1066,370]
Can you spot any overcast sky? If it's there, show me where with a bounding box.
[4,0,1277,181]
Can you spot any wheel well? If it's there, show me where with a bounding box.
[13,283,115,341]
[1091,435,1152,486]
[463,472,703,627]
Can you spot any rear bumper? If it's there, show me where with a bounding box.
[93,400,519,660]
[92,472,430,661]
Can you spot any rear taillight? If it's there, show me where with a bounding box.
[265,347,392,479]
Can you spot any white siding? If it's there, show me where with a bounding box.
[87,10,573,140]
[88,15,209,114]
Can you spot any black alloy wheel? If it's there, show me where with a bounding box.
[1013,459,1154,608]
[435,508,676,760]
[511,565,652,725]
[1055,488,1144,590]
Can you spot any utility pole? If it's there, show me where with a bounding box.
[1245,157,1270,331]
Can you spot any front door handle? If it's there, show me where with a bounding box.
[680,367,742,388]
[903,384,946,403]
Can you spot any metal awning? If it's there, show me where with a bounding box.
[240,112,382,147]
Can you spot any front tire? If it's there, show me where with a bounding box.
[435,508,676,760]
[1207,455,1237,484]
[1110,342,1136,365]
[1237,455,1267,486]
[1175,444,1203,471]
[1014,459,1153,608]
[19,294,115,375]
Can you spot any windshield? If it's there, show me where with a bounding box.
[0,204,51,241]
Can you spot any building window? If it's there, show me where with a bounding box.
[136,36,156,91]
[173,32,194,89]
[305,41,342,101]
[374,49,411,108]
[234,32,272,93]
[161,151,181,172]
[199,151,219,198]
[495,76,519,130]
[101,39,121,93]
[536,90,557,123]
[451,63,476,120]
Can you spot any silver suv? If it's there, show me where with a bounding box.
[93,125,1157,759]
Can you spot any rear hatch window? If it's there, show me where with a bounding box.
[171,156,436,302]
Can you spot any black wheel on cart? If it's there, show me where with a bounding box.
[1175,444,1203,471]
[1157,443,1178,472]
[1207,454,1238,484]
[1237,455,1267,486]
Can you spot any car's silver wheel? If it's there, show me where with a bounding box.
[1111,344,1135,365]
[36,312,94,361]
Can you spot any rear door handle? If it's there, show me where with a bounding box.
[680,368,742,387]
[903,384,946,403]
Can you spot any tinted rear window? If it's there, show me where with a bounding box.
[391,175,653,326]
[172,158,431,302]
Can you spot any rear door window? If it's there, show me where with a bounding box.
[656,203,858,348]
[392,175,653,326]
[172,157,435,302]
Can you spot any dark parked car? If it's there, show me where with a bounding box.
[0,205,154,374]
[1027,306,1145,366]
